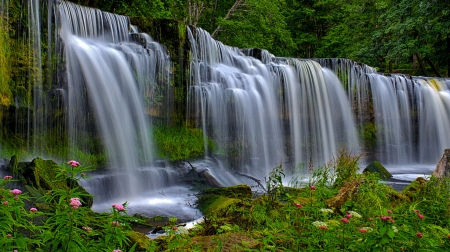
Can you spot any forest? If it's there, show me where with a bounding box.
[73,0,450,77]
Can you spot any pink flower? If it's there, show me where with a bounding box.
[69,198,82,209]
[112,204,125,211]
[30,207,37,213]
[10,189,22,195]
[359,229,367,233]
[3,175,12,180]
[340,218,349,223]
[346,214,352,219]
[67,160,81,167]
[310,185,316,190]
[413,209,420,213]
[387,209,392,214]
[417,213,424,220]
[111,221,120,226]
[294,202,303,209]
[6,234,11,238]
[113,250,121,252]
[417,232,423,238]
[13,250,18,252]
[82,226,92,232]
[3,201,8,205]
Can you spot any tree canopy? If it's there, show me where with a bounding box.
[73,0,450,77]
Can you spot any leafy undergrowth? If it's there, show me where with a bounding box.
[2,152,450,251]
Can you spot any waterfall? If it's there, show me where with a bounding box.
[318,59,450,165]
[57,1,175,201]
[187,27,360,178]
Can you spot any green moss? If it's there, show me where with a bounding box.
[196,185,252,214]
[363,160,392,180]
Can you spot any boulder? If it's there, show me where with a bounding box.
[363,160,392,180]
[432,149,450,179]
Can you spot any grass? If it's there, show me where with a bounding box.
[153,126,214,161]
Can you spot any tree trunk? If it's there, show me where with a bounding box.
[415,53,428,76]
[447,35,450,77]
[425,58,441,77]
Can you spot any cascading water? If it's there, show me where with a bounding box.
[318,59,450,168]
[56,1,178,205]
[187,27,360,179]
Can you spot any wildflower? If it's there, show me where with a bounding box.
[69,198,82,209]
[3,175,12,180]
[381,216,392,222]
[30,207,37,213]
[13,250,18,252]
[310,185,316,190]
[348,211,362,218]
[417,213,424,220]
[392,226,398,233]
[346,214,352,219]
[312,221,327,227]
[387,209,392,214]
[112,204,125,211]
[10,189,22,195]
[82,226,92,232]
[294,202,303,209]
[113,250,121,252]
[3,201,8,205]
[6,234,11,238]
[173,226,178,231]
[67,160,81,167]
[111,221,120,226]
[360,227,373,233]
[81,173,85,177]
[319,225,329,230]
[413,209,420,213]
[340,218,349,223]
[417,232,423,238]
[320,208,333,214]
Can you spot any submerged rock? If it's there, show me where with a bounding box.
[432,149,450,179]
[363,160,392,180]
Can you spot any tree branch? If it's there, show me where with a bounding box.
[211,0,245,38]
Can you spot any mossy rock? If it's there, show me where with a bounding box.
[196,185,252,214]
[192,232,261,251]
[7,156,93,207]
[125,230,153,251]
[363,160,392,180]
[401,177,428,199]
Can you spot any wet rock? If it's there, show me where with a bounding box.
[432,149,450,179]
[363,160,392,180]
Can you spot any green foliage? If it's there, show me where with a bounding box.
[326,148,362,187]
[153,126,214,161]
